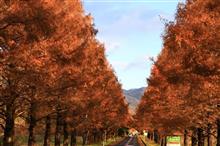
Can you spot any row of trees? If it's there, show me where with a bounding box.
[136,0,220,146]
[0,0,129,146]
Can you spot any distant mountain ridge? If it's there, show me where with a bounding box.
[123,87,145,114]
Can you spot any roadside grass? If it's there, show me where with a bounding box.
[7,135,123,146]
[14,136,83,146]
[140,135,160,146]
[87,137,123,146]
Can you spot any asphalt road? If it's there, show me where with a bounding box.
[114,136,140,146]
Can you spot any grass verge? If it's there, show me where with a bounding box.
[139,135,160,146]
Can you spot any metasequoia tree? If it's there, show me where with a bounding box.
[0,0,57,145]
[68,41,129,145]
[136,0,220,145]
[0,0,129,146]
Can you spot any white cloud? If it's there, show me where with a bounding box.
[124,55,153,71]
[96,35,122,55]
[105,41,121,54]
[100,8,167,36]
[110,60,128,70]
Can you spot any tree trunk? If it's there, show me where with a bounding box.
[217,119,220,146]
[28,119,36,146]
[161,137,164,146]
[191,130,197,146]
[207,124,211,146]
[184,130,188,146]
[147,132,150,139]
[93,129,97,143]
[104,130,107,143]
[113,132,116,142]
[152,132,154,141]
[63,120,69,146]
[3,105,15,146]
[82,131,89,146]
[164,137,167,146]
[43,116,51,146]
[70,129,77,146]
[161,137,166,146]
[197,128,204,146]
[154,130,159,143]
[82,133,86,146]
[150,132,153,140]
[97,131,102,143]
[28,103,37,146]
[55,110,62,146]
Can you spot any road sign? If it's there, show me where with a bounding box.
[166,136,181,146]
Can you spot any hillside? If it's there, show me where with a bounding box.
[123,87,145,114]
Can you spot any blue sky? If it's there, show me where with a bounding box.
[83,0,183,89]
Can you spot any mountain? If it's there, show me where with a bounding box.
[123,87,145,114]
